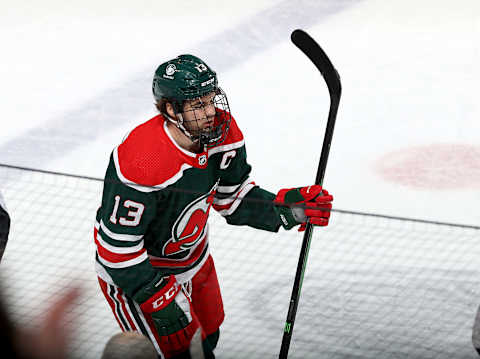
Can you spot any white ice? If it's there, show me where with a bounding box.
[0,0,479,358]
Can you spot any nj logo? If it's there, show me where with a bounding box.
[162,182,218,257]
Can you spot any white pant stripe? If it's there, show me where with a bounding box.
[132,301,165,359]
[120,291,140,332]
[109,284,127,332]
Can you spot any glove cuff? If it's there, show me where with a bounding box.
[135,275,180,313]
[274,205,298,230]
[274,188,305,230]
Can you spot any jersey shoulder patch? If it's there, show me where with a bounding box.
[115,115,192,189]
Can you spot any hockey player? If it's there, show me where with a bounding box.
[0,190,10,261]
[94,54,333,358]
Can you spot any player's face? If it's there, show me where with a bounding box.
[181,92,216,135]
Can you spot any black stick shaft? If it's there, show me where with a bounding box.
[279,29,341,359]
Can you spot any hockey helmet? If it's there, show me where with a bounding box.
[152,55,231,148]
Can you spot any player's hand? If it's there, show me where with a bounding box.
[274,185,333,231]
[134,275,197,352]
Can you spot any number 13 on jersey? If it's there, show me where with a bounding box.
[109,195,145,227]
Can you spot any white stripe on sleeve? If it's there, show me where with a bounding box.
[100,220,143,242]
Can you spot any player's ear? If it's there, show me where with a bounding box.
[165,102,176,118]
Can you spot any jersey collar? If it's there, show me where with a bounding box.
[162,118,208,169]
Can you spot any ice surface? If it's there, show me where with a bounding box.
[0,0,479,358]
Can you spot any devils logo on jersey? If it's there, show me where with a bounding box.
[162,182,218,257]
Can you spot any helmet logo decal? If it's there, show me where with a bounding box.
[165,64,176,76]
[163,64,176,80]
[195,63,208,73]
[201,78,215,87]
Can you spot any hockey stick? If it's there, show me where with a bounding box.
[279,29,342,359]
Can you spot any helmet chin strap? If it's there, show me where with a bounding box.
[165,112,201,146]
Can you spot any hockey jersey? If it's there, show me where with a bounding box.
[94,113,281,301]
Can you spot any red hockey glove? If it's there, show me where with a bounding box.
[138,275,180,313]
[274,185,333,231]
[133,275,198,355]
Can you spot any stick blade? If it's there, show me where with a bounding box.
[291,29,341,100]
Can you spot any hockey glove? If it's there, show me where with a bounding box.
[134,275,196,341]
[274,185,333,231]
[137,274,180,315]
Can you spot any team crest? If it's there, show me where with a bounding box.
[165,64,176,76]
[162,182,218,257]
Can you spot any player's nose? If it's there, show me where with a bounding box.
[205,103,216,118]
